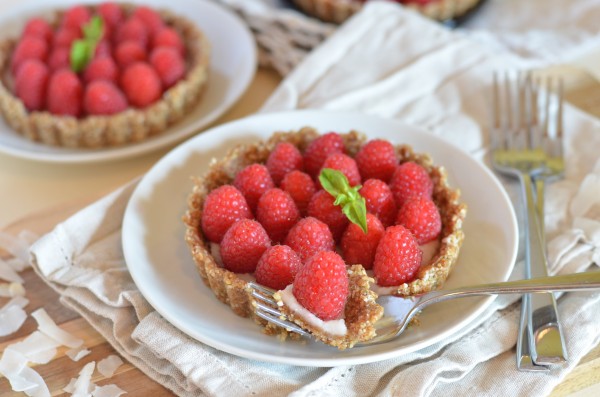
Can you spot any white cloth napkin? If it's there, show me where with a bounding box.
[29,3,600,397]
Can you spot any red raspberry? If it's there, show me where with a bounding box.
[355,139,398,183]
[307,190,348,242]
[266,142,304,186]
[255,245,302,290]
[152,27,185,56]
[359,179,397,227]
[15,60,49,111]
[115,17,149,49]
[48,47,70,71]
[47,69,83,117]
[62,5,91,31]
[115,41,146,69]
[133,6,164,35]
[280,170,315,216]
[149,47,185,89]
[120,62,162,108]
[389,161,433,208]
[256,188,300,243]
[94,40,113,59]
[220,219,270,274]
[340,213,385,270]
[83,57,119,84]
[319,152,361,187]
[292,251,348,321]
[52,27,80,49]
[303,132,345,179]
[201,185,253,243]
[10,36,48,75]
[396,197,441,244]
[22,18,53,45]
[233,164,274,212]
[98,2,125,28]
[284,217,334,263]
[373,225,422,286]
[84,80,128,116]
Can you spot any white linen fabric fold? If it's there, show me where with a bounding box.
[29,3,600,397]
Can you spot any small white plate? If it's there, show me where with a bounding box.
[0,0,256,163]
[122,110,518,367]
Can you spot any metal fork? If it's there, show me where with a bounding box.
[491,72,567,370]
[248,271,600,346]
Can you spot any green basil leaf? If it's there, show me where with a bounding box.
[342,197,368,234]
[319,168,349,197]
[69,16,104,72]
[70,40,90,72]
[318,168,368,234]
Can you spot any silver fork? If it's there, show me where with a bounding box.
[529,76,568,367]
[248,271,600,346]
[491,72,567,371]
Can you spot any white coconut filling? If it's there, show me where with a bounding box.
[279,285,347,336]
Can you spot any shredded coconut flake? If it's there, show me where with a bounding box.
[0,230,36,263]
[0,348,28,377]
[63,377,78,393]
[0,349,50,397]
[0,282,26,297]
[16,366,51,397]
[31,308,83,348]
[97,355,124,378]
[66,346,92,362]
[0,304,27,337]
[0,258,24,283]
[7,331,60,364]
[91,384,127,397]
[72,361,96,396]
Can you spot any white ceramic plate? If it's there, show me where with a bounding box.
[122,110,519,367]
[0,0,256,163]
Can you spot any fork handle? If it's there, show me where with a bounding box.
[417,271,600,307]
[522,174,567,365]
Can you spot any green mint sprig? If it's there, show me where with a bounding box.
[70,16,104,73]
[319,168,368,234]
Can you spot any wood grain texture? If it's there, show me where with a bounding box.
[0,198,598,396]
[0,198,175,396]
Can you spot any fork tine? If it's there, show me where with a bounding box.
[556,78,564,159]
[248,282,311,337]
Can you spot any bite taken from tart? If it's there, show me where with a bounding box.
[0,2,210,148]
[183,127,466,349]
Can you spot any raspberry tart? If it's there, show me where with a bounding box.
[292,0,483,24]
[0,3,209,148]
[183,127,466,348]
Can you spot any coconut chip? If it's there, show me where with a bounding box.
[0,282,25,297]
[91,384,127,397]
[31,308,83,348]
[0,296,29,337]
[66,346,92,362]
[0,349,50,397]
[0,258,24,283]
[97,355,124,378]
[0,230,37,264]
[15,366,51,397]
[71,361,96,397]
[7,330,61,364]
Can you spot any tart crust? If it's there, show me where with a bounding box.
[183,127,466,347]
[291,0,483,24]
[0,4,210,148]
